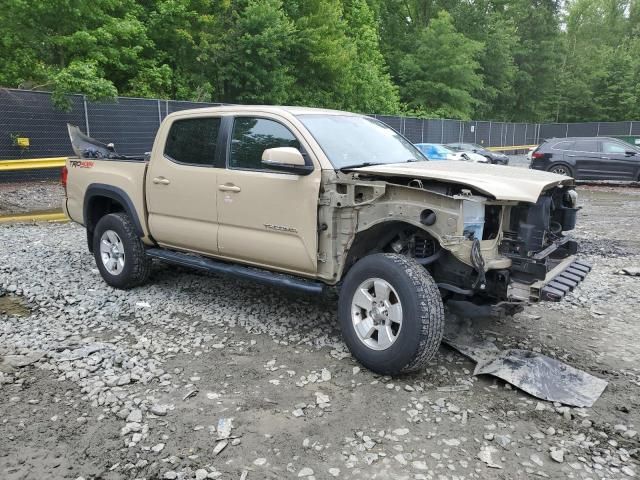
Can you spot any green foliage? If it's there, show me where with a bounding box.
[0,0,639,121]
[398,11,482,119]
[51,61,118,110]
[218,0,296,104]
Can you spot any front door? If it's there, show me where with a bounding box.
[146,115,223,254]
[216,115,321,275]
[598,140,639,180]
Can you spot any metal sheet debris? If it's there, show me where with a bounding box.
[443,308,608,408]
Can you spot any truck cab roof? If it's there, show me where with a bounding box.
[166,105,363,119]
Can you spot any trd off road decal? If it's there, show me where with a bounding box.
[70,160,95,168]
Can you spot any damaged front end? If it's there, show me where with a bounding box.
[499,186,591,302]
[430,184,592,305]
[318,165,591,311]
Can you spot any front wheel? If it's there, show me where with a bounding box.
[93,212,151,289]
[338,254,444,375]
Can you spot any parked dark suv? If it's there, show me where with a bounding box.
[530,137,640,180]
[446,142,509,165]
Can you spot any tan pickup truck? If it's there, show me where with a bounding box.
[63,105,590,375]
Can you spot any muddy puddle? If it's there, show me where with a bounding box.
[0,294,31,316]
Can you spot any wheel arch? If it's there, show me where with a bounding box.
[84,184,144,252]
[340,220,437,280]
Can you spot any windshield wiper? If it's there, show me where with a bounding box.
[339,162,380,171]
[340,159,423,171]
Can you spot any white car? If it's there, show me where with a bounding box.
[456,150,491,163]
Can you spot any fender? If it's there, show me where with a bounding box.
[83,183,144,237]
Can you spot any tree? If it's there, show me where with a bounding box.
[342,0,400,113]
[507,0,563,121]
[1,0,639,121]
[0,0,154,107]
[594,47,637,121]
[217,0,296,104]
[397,10,483,119]
[549,0,638,121]
[144,0,225,101]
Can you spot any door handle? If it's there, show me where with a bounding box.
[219,184,241,192]
[153,177,170,185]
[567,154,577,157]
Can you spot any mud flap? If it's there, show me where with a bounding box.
[443,315,607,408]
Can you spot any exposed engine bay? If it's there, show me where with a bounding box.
[384,182,587,305]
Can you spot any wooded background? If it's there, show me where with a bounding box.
[1,0,639,122]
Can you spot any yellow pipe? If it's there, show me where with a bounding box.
[0,157,67,172]
[487,145,537,152]
[0,211,68,224]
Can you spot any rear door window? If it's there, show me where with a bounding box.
[572,140,598,153]
[164,118,221,166]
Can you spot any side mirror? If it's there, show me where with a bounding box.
[625,151,636,156]
[261,147,313,175]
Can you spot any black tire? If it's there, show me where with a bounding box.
[93,212,151,289]
[338,253,444,376]
[548,163,574,177]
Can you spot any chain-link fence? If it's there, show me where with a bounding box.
[0,89,223,216]
[1,87,640,217]
[369,116,541,147]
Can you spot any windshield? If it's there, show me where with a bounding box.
[433,145,454,154]
[297,114,426,168]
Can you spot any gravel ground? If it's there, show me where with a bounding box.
[1,185,639,480]
[0,180,63,215]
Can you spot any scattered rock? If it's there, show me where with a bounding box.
[152,443,165,453]
[478,446,502,469]
[150,404,168,416]
[550,449,564,463]
[127,409,142,423]
[622,466,635,477]
[620,267,640,276]
[212,440,228,456]
[530,454,544,467]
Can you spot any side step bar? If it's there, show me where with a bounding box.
[146,248,326,295]
[540,259,592,302]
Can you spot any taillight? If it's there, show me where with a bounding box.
[531,152,544,159]
[61,166,68,194]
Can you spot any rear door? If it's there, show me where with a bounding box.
[563,139,600,179]
[598,140,639,180]
[146,114,224,254]
[215,114,321,275]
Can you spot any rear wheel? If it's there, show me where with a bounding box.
[338,254,444,375]
[548,163,573,177]
[93,212,151,289]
